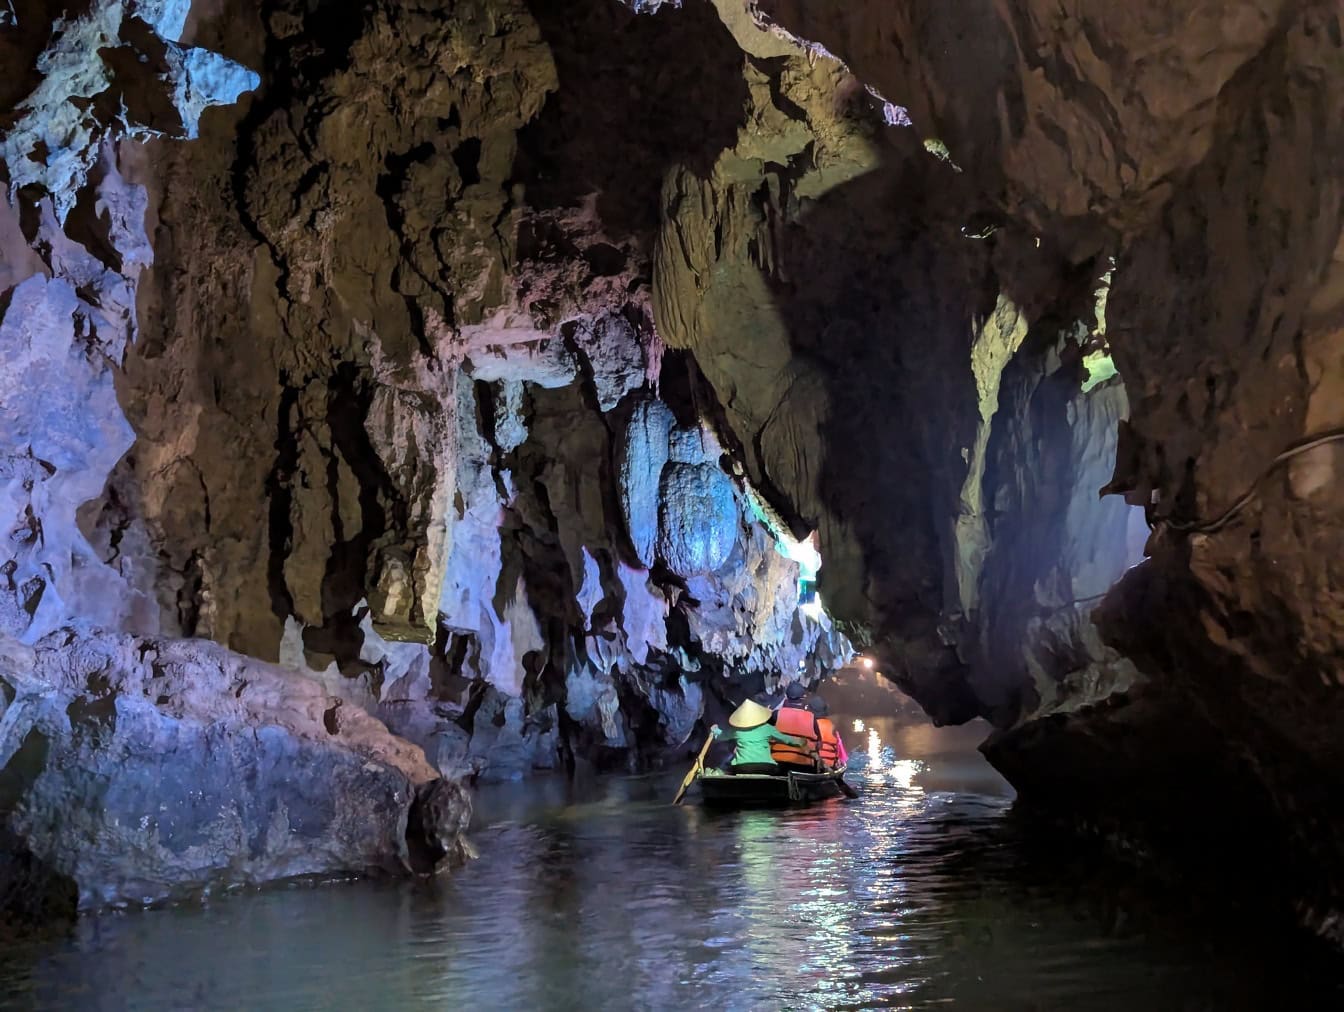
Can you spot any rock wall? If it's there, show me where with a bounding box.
[730,0,1344,936]
[0,0,852,912]
[7,0,1342,939]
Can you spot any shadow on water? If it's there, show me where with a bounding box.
[0,714,1340,1010]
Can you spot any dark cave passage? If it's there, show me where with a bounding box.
[2,0,1344,1003]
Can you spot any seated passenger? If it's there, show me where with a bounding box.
[807,696,848,770]
[771,695,822,771]
[711,699,808,775]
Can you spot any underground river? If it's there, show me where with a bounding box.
[2,714,1341,1010]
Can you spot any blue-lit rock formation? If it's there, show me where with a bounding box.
[618,396,675,568]
[0,0,851,916]
[1,0,258,222]
[0,631,468,913]
[656,463,738,576]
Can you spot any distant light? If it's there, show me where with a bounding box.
[874,671,882,678]
[852,718,865,732]
[860,657,874,670]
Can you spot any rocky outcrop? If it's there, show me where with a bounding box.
[0,630,468,915]
[0,0,258,222]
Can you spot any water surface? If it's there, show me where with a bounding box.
[2,717,1340,1009]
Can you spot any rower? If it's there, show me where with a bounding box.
[711,699,808,775]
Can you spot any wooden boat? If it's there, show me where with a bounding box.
[695,765,851,807]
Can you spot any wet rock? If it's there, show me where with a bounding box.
[465,687,560,782]
[0,631,470,913]
[656,463,739,576]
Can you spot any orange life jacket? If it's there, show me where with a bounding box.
[816,717,840,767]
[771,705,820,766]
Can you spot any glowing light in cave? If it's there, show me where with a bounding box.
[744,483,827,617]
[1081,349,1118,393]
[852,719,865,733]
[800,594,825,621]
[780,532,822,583]
[860,656,874,670]
[1082,257,1119,393]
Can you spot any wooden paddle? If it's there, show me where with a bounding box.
[837,773,859,799]
[672,732,716,806]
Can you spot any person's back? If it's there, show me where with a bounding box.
[807,696,846,769]
[815,716,844,769]
[713,699,807,775]
[771,703,821,769]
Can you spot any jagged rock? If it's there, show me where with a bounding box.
[465,687,560,782]
[570,312,648,411]
[656,462,739,576]
[466,337,579,389]
[683,522,846,678]
[0,631,470,913]
[0,274,139,642]
[492,381,530,453]
[614,563,670,665]
[576,547,604,627]
[668,423,723,465]
[0,0,258,221]
[565,666,628,748]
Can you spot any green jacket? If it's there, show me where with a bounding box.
[717,723,805,766]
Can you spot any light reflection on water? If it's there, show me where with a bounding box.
[0,717,1340,1010]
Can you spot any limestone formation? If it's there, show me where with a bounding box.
[656,463,739,577]
[4,0,1343,942]
[619,396,676,568]
[0,630,469,914]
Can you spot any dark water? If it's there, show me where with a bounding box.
[1,717,1340,1010]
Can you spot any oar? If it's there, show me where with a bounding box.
[672,733,716,806]
[837,773,859,799]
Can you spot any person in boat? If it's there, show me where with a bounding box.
[711,699,809,776]
[771,681,823,771]
[807,695,848,770]
[779,680,810,708]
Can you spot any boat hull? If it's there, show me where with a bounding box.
[696,766,849,807]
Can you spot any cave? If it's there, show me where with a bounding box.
[3,0,1344,1004]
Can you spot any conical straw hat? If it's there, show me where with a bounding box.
[728,698,773,729]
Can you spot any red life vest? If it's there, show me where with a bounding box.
[771,705,820,766]
[817,717,840,767]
